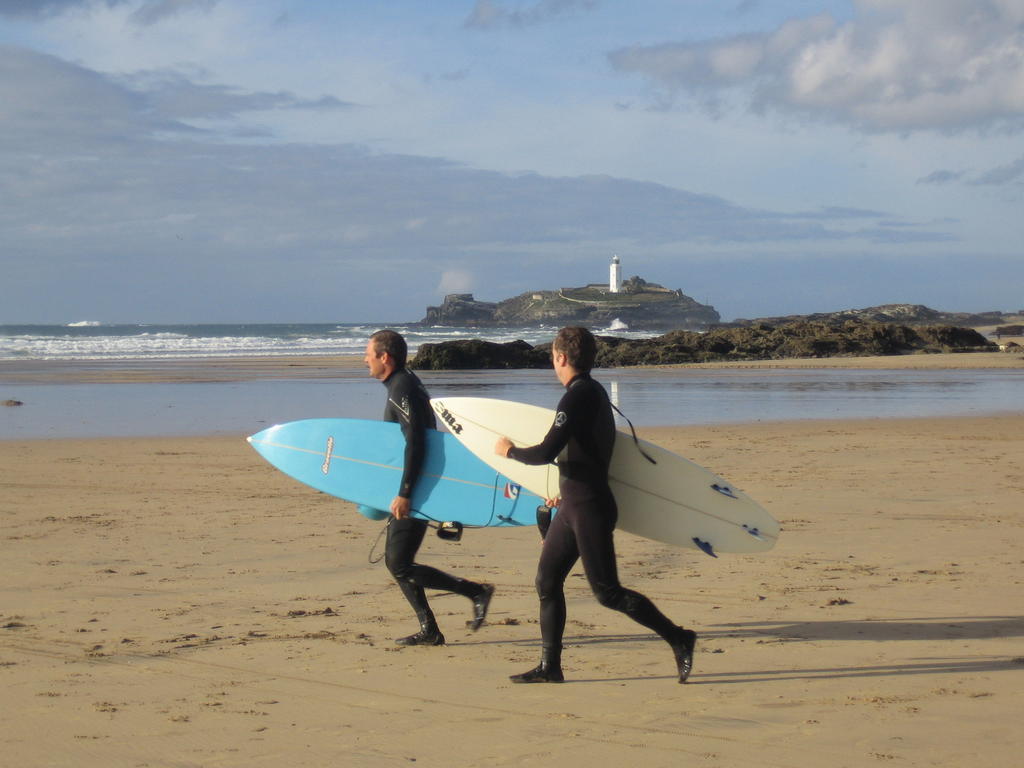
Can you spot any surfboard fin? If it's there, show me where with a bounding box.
[742,524,766,541]
[711,483,737,499]
[693,537,718,558]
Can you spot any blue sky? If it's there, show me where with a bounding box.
[1,0,1021,323]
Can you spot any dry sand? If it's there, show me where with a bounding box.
[2,413,1023,766]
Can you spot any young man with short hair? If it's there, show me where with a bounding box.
[496,326,696,683]
[365,329,493,646]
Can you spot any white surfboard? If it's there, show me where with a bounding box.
[431,397,779,555]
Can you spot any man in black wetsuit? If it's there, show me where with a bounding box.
[364,329,494,646]
[495,326,697,683]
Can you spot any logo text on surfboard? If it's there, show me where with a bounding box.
[437,405,463,434]
[322,436,334,474]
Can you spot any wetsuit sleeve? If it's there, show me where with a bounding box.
[388,378,431,499]
[507,388,576,466]
[398,418,428,499]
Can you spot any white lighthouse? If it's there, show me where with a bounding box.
[609,254,622,293]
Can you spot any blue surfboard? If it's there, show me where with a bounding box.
[247,418,543,527]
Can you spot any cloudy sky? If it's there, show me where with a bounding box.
[2,0,1022,323]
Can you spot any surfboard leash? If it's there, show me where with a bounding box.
[367,520,388,563]
[370,515,472,564]
[611,403,657,465]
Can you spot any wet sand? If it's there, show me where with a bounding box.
[2,413,1022,766]
[0,348,1021,385]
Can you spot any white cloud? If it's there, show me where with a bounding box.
[609,0,1024,133]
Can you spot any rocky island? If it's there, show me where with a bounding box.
[412,255,1017,368]
[420,274,719,331]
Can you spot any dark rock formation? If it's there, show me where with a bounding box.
[411,339,550,370]
[725,304,1010,329]
[596,322,993,366]
[410,321,996,370]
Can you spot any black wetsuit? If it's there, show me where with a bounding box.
[508,372,680,654]
[380,368,481,628]
[381,367,434,501]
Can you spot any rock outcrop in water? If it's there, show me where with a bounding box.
[725,304,1010,329]
[409,339,549,370]
[410,320,996,370]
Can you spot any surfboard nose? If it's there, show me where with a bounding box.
[247,424,284,446]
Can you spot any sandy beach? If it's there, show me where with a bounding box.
[2,406,1022,766]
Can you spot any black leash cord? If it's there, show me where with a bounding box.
[611,403,657,465]
[367,519,388,564]
[367,515,471,563]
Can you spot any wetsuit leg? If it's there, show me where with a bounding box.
[385,517,434,626]
[507,507,579,681]
[572,496,680,642]
[534,503,580,652]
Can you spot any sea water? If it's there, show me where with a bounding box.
[2,364,1021,440]
[3,323,1021,438]
[0,322,653,361]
